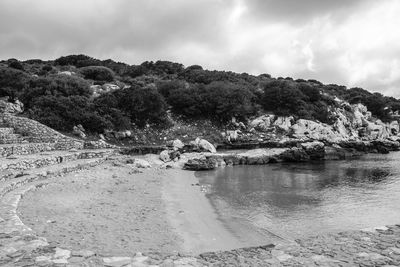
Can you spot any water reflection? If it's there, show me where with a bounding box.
[196,152,400,240]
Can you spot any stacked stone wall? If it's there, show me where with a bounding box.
[0,114,83,151]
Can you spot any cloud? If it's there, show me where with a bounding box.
[0,0,400,97]
[242,0,373,23]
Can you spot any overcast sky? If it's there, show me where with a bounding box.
[1,0,400,97]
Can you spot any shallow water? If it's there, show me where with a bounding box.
[196,152,400,241]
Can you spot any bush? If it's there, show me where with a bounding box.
[116,86,168,127]
[21,75,91,108]
[161,81,257,121]
[93,93,131,130]
[54,54,101,67]
[7,59,24,70]
[41,65,53,72]
[79,66,114,82]
[263,80,305,116]
[28,95,111,132]
[0,67,31,98]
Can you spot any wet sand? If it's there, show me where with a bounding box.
[162,169,243,254]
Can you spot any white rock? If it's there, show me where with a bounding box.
[198,139,217,153]
[53,248,71,259]
[172,139,184,150]
[250,114,275,131]
[273,116,293,132]
[134,159,151,168]
[159,150,171,162]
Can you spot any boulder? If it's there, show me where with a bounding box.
[183,158,217,171]
[172,139,184,150]
[102,83,120,92]
[134,159,151,168]
[238,148,287,165]
[279,147,309,162]
[250,114,275,131]
[291,119,342,143]
[0,98,24,114]
[72,124,86,139]
[169,150,181,161]
[273,116,293,132]
[159,150,171,162]
[226,130,239,142]
[389,121,399,135]
[301,141,325,159]
[365,121,390,140]
[198,139,217,153]
[58,71,74,76]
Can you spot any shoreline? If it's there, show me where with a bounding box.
[161,168,244,254]
[3,151,400,265]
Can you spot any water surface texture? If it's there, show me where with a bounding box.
[196,152,400,241]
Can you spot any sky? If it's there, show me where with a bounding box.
[1,0,400,97]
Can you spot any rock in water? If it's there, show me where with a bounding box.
[279,147,310,162]
[301,141,325,159]
[183,158,217,171]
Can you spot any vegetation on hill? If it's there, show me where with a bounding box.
[0,55,399,136]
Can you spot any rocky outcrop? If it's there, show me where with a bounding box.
[249,102,400,146]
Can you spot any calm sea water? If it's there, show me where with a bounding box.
[196,152,400,242]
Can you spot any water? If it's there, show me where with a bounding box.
[196,152,400,242]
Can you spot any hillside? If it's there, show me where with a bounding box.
[1,55,400,146]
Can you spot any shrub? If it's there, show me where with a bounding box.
[28,95,111,132]
[162,81,257,121]
[41,65,53,72]
[0,67,31,97]
[263,80,305,116]
[54,54,101,67]
[79,66,115,82]
[116,86,168,127]
[21,75,91,108]
[93,93,131,130]
[7,59,24,70]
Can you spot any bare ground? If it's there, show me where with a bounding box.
[17,156,182,257]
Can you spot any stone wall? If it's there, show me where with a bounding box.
[1,114,83,150]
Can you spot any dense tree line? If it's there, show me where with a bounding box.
[0,55,399,134]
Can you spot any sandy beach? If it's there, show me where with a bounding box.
[17,155,248,256]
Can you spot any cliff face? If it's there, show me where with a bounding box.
[250,100,399,144]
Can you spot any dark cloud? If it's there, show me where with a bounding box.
[0,0,399,97]
[0,0,230,61]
